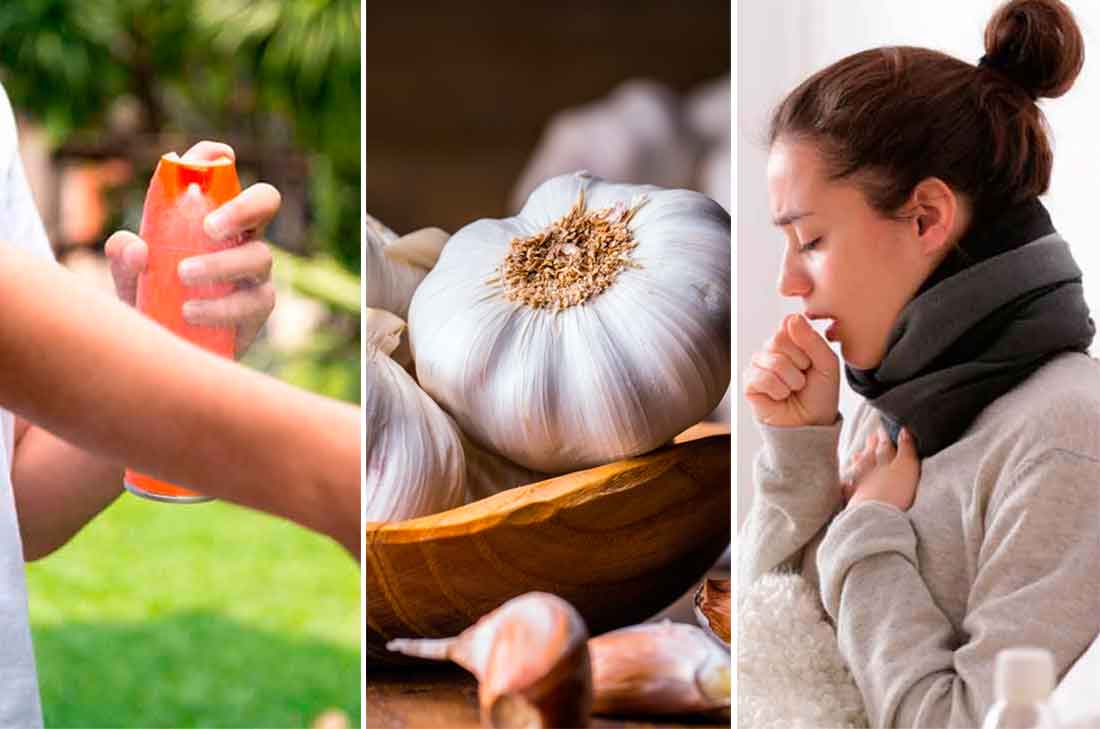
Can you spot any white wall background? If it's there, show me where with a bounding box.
[737,0,1100,526]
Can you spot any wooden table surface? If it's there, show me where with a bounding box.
[366,664,729,728]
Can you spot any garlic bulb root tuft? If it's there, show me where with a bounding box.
[500,184,647,311]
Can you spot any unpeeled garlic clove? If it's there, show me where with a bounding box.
[510,79,697,211]
[365,215,447,321]
[364,308,410,368]
[365,309,466,522]
[589,621,730,717]
[694,578,731,645]
[383,227,450,270]
[365,213,399,243]
[364,308,404,352]
[387,592,593,728]
[685,75,730,147]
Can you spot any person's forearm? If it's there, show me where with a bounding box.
[13,425,124,560]
[818,503,963,728]
[0,243,360,557]
[817,446,1100,729]
[739,420,843,586]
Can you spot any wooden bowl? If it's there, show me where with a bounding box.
[365,429,730,666]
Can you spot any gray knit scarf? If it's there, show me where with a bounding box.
[846,201,1094,458]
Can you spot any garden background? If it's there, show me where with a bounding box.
[0,1,361,726]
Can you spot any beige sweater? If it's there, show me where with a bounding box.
[739,352,1100,728]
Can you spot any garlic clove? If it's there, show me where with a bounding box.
[383,227,450,270]
[387,592,593,728]
[364,307,413,373]
[694,578,731,646]
[365,213,398,242]
[510,79,697,212]
[365,214,431,320]
[685,75,730,147]
[364,308,405,357]
[588,620,730,717]
[364,322,466,522]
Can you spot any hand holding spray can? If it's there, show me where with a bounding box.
[123,152,241,502]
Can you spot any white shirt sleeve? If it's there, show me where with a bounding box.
[0,82,54,261]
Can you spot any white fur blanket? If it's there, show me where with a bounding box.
[738,572,869,729]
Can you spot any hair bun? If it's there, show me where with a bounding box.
[982,0,1084,99]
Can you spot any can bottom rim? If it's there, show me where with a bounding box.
[123,480,214,504]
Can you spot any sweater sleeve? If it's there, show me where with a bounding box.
[817,450,1100,729]
[738,418,843,586]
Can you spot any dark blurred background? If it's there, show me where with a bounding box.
[366,0,730,235]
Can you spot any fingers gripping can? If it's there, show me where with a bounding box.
[123,153,241,503]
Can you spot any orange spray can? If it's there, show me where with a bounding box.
[123,153,240,503]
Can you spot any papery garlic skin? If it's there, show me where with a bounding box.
[589,621,730,716]
[364,308,405,358]
[365,309,466,522]
[365,307,413,370]
[409,172,731,473]
[694,578,731,646]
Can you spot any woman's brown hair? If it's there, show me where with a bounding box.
[769,0,1084,221]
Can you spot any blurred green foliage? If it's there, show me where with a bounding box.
[198,0,361,273]
[0,0,362,403]
[244,249,361,403]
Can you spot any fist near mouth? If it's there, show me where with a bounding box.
[743,314,840,428]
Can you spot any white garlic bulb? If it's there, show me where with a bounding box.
[699,141,730,214]
[510,79,697,212]
[685,75,730,148]
[364,215,449,320]
[365,308,466,522]
[409,172,730,473]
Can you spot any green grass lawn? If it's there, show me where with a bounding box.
[25,492,360,728]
